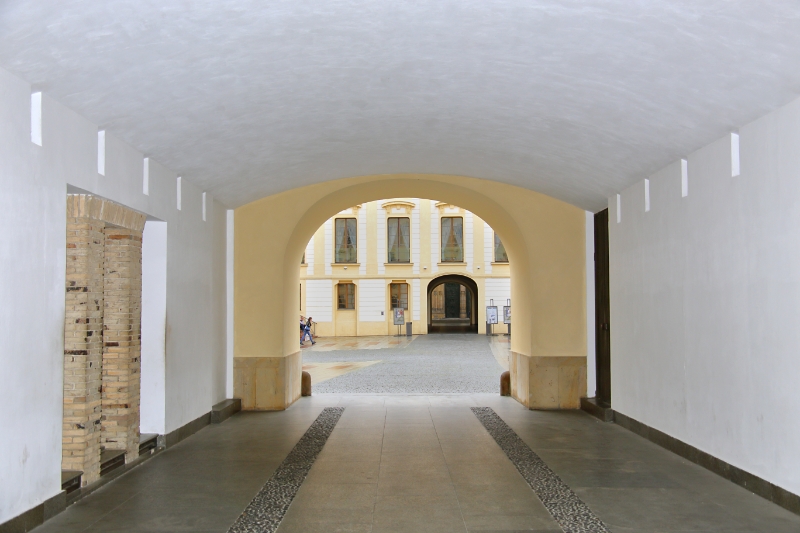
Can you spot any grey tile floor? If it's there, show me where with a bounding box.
[33,393,800,533]
[305,334,505,394]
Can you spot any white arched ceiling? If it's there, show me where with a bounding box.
[2,1,800,211]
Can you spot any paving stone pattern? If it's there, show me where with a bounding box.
[226,407,344,533]
[305,334,504,393]
[472,406,611,533]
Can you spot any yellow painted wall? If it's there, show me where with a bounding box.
[234,174,586,409]
[296,198,507,337]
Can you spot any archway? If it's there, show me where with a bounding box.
[234,174,588,411]
[427,274,479,333]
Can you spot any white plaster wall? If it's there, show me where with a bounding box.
[324,219,332,275]
[484,278,511,308]
[226,210,234,398]
[140,221,167,435]
[306,280,333,322]
[305,236,314,276]
[465,211,473,273]
[377,208,386,274]
[412,279,421,321]
[358,208,367,275]
[411,201,420,274]
[211,199,228,405]
[0,66,228,523]
[430,200,440,272]
[0,68,66,524]
[584,211,596,398]
[609,96,800,496]
[483,222,493,274]
[358,279,386,322]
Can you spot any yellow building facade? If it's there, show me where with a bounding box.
[300,198,512,337]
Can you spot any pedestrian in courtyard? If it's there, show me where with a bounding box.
[300,315,315,345]
[303,316,316,345]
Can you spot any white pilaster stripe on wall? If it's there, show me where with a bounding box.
[412,201,420,274]
[97,130,106,176]
[305,236,314,275]
[681,159,688,198]
[377,208,386,275]
[30,91,42,146]
[431,200,439,272]
[358,279,386,322]
[585,210,596,398]
[485,278,511,308]
[412,279,421,321]
[324,219,332,275]
[358,207,367,275]
[465,211,473,273]
[226,209,234,398]
[306,279,333,322]
[483,222,493,274]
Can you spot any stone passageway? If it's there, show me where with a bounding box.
[35,336,800,533]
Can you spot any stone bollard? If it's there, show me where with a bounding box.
[500,371,510,396]
[301,371,312,396]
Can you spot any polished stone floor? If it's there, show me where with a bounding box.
[33,394,800,533]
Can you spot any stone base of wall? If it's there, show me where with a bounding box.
[510,352,586,409]
[233,352,302,410]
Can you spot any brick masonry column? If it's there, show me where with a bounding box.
[63,216,105,484]
[102,227,143,462]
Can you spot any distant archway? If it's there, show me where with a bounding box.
[235,173,588,411]
[427,274,478,333]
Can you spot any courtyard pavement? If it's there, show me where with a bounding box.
[302,334,508,394]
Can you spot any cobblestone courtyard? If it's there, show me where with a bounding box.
[302,334,508,394]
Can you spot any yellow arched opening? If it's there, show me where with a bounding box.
[234,174,587,410]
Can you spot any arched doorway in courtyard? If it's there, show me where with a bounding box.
[427,274,478,333]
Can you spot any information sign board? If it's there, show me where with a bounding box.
[486,306,498,325]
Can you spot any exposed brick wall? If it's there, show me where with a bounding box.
[101,228,142,461]
[62,217,105,483]
[63,195,145,482]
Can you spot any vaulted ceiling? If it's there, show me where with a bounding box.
[2,1,800,210]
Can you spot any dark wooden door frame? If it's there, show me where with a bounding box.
[594,209,611,406]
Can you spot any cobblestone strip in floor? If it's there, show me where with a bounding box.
[227,407,345,533]
[471,407,610,533]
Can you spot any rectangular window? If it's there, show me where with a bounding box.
[387,217,411,263]
[494,233,508,262]
[441,217,463,262]
[390,283,408,310]
[337,283,356,309]
[335,218,357,263]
